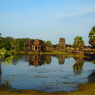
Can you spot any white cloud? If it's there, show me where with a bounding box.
[52,9,95,21]
[33,9,95,23]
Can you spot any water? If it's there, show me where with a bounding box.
[0,54,95,92]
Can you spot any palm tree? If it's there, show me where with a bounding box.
[88,25,95,48]
[73,36,85,47]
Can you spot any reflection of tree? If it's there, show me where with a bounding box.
[0,81,14,90]
[56,55,65,64]
[11,54,23,65]
[27,54,46,67]
[73,57,84,75]
[0,48,13,85]
[0,61,1,83]
[88,71,95,83]
[45,55,52,65]
[0,61,1,74]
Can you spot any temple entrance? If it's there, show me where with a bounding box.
[35,46,38,51]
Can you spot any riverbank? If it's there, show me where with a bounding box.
[0,83,95,95]
[10,50,85,58]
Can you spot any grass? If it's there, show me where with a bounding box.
[0,83,95,95]
[9,50,86,58]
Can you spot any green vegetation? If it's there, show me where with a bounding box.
[0,33,31,52]
[88,25,95,48]
[73,36,85,47]
[45,40,52,46]
[0,48,13,65]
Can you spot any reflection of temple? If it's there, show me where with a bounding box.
[56,55,65,64]
[24,39,45,52]
[45,55,52,64]
[27,55,46,67]
[73,57,84,75]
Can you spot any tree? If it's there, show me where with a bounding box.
[73,36,85,47]
[11,39,20,51]
[88,25,95,48]
[45,41,52,46]
[0,33,1,37]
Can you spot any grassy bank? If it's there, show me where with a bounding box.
[0,83,95,95]
[9,50,85,58]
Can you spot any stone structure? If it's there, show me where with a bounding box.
[24,38,45,52]
[59,38,66,51]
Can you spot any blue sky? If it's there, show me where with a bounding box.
[0,0,95,45]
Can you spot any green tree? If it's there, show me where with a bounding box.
[0,33,1,37]
[73,36,85,47]
[45,41,52,46]
[88,25,95,47]
[11,39,20,51]
[0,48,13,65]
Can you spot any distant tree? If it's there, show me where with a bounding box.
[73,36,85,47]
[0,36,13,50]
[11,39,20,51]
[88,25,95,48]
[45,41,52,46]
[0,33,1,37]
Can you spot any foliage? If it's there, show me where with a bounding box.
[45,41,52,46]
[0,36,13,50]
[0,48,13,65]
[88,25,95,47]
[0,48,7,58]
[0,34,31,52]
[73,36,85,47]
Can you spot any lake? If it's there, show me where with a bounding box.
[0,54,95,92]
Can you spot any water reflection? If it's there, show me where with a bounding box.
[27,54,46,67]
[25,54,66,67]
[45,55,52,65]
[88,70,95,83]
[0,54,95,92]
[56,55,65,64]
[73,57,84,75]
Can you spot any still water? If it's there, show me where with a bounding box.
[0,54,95,92]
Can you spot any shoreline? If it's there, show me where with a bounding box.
[0,83,95,95]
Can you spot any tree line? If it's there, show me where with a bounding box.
[0,25,95,52]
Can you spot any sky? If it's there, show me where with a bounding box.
[0,0,95,45]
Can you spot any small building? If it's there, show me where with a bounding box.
[24,38,45,52]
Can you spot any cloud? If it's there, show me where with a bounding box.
[31,9,95,23]
[52,9,95,21]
